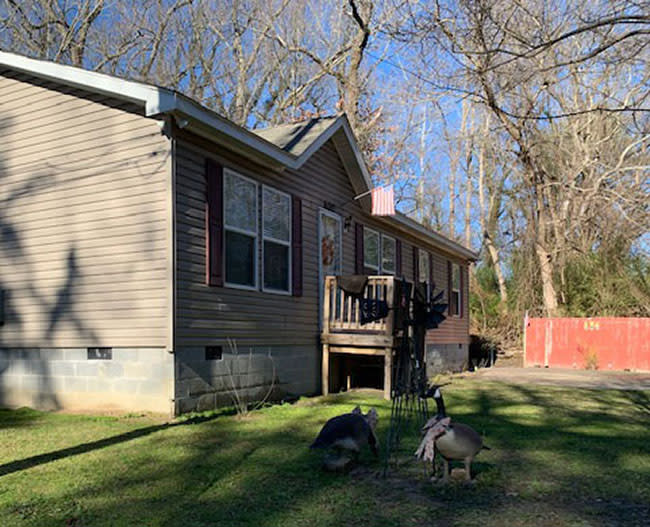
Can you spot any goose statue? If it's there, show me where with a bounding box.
[415,387,488,482]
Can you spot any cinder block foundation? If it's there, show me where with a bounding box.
[0,347,173,414]
[425,343,469,376]
[174,345,318,413]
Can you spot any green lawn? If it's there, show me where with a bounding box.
[1,381,648,527]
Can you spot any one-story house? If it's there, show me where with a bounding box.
[0,51,478,415]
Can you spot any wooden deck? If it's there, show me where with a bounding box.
[321,276,396,399]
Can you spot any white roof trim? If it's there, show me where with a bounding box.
[0,50,476,260]
[290,115,373,189]
[0,50,165,113]
[0,51,297,166]
[385,213,479,261]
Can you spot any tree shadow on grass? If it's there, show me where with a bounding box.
[3,389,650,527]
[0,409,236,477]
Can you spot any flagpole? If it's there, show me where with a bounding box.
[353,189,373,201]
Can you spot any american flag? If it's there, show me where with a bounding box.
[371,185,395,216]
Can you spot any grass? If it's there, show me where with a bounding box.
[0,381,649,527]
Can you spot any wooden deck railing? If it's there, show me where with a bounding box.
[321,275,396,399]
[322,275,395,336]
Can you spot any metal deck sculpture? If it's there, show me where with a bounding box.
[382,279,448,475]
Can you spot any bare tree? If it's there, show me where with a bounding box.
[0,0,106,65]
[394,0,650,315]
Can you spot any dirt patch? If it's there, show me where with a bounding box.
[464,366,650,390]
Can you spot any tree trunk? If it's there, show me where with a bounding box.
[534,182,559,316]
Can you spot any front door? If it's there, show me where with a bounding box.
[318,209,342,323]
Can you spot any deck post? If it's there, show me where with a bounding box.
[384,347,392,400]
[321,277,332,396]
[322,343,330,396]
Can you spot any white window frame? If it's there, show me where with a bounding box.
[261,185,292,295]
[380,234,396,275]
[223,169,259,291]
[418,248,430,284]
[451,262,461,317]
[363,227,380,273]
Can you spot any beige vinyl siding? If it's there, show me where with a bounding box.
[174,131,471,350]
[0,71,171,348]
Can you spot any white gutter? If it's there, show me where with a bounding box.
[384,213,479,261]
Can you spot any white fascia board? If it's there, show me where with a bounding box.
[165,95,297,167]
[0,51,161,109]
[384,213,479,261]
[292,115,373,190]
[0,51,296,167]
[338,117,374,190]
[292,116,342,163]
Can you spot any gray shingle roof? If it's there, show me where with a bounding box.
[253,116,339,157]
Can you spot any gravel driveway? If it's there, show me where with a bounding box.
[468,366,650,390]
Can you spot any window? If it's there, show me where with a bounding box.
[451,263,461,316]
[224,170,258,289]
[381,235,396,275]
[418,249,430,284]
[364,229,396,274]
[363,228,380,272]
[262,186,291,293]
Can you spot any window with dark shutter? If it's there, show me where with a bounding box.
[205,159,224,286]
[448,261,461,316]
[262,186,291,293]
[292,195,303,297]
[364,228,380,273]
[418,249,430,285]
[395,240,402,277]
[224,170,258,289]
[355,222,364,274]
[381,234,396,275]
[413,246,419,283]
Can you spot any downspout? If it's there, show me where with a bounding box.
[162,116,177,417]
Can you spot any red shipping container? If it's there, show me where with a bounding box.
[524,317,650,372]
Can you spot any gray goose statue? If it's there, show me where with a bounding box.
[311,406,378,471]
[415,387,488,482]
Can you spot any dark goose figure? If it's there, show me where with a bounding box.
[310,407,378,457]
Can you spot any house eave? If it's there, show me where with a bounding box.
[0,51,298,170]
[381,213,479,262]
[0,50,478,262]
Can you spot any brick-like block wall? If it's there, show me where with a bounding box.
[174,345,318,414]
[425,343,468,375]
[0,347,173,414]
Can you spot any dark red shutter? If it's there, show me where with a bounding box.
[413,246,419,283]
[447,260,454,315]
[205,159,223,286]
[355,223,364,274]
[292,195,303,297]
[395,240,402,277]
[459,264,465,318]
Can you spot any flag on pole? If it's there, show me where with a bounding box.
[371,185,395,216]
